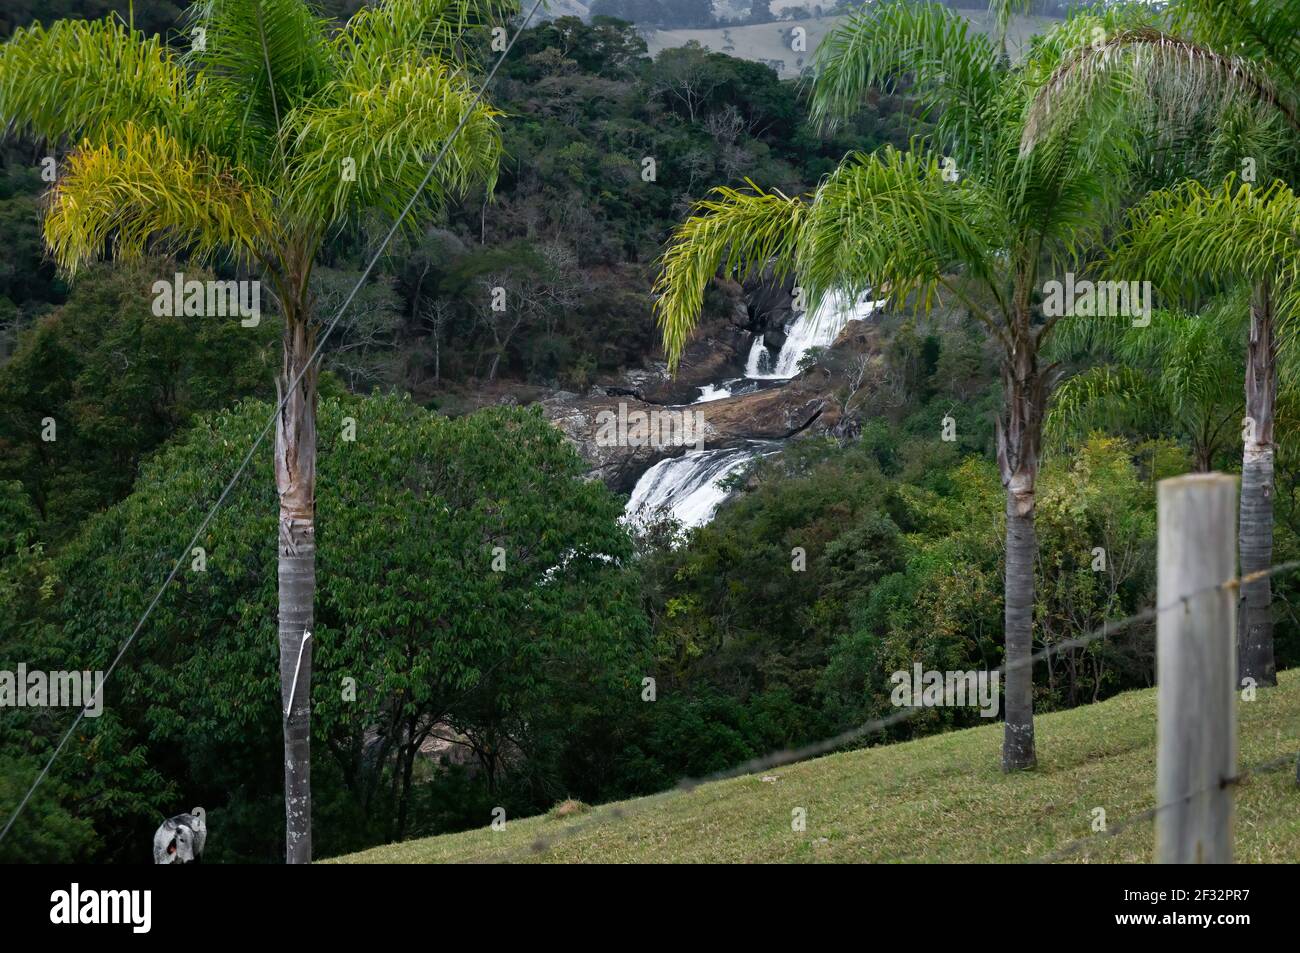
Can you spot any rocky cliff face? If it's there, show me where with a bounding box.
[543,373,840,491]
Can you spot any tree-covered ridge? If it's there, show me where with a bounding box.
[0,14,915,400]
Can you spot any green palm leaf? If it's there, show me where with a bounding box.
[1023,27,1299,156]
[1109,176,1300,315]
[181,0,334,170]
[653,181,806,369]
[334,0,520,79]
[808,0,1002,161]
[797,145,1000,320]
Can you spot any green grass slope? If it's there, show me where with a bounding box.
[330,670,1300,863]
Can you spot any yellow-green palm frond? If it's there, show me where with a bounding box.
[1109,175,1300,306]
[0,15,189,143]
[798,146,1001,322]
[1153,306,1244,418]
[653,182,807,370]
[44,123,275,276]
[809,0,1002,160]
[284,55,502,229]
[334,0,520,81]
[1046,304,1245,464]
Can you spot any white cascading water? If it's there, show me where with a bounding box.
[746,290,882,380]
[694,377,759,403]
[625,287,879,530]
[624,446,761,529]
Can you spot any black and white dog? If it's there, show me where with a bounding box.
[152,808,206,864]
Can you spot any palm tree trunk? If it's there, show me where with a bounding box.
[997,314,1044,772]
[275,312,318,863]
[1001,475,1038,770]
[1239,280,1277,686]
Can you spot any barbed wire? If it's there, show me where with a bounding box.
[482,559,1300,863]
[1031,753,1299,863]
[0,0,547,847]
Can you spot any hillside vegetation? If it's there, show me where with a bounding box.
[331,670,1300,863]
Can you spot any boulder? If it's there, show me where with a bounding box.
[543,371,841,493]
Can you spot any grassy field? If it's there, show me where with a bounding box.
[330,669,1300,863]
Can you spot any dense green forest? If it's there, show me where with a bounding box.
[1,0,1298,864]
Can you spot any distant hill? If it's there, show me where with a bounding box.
[644,10,1061,79]
[538,0,593,20]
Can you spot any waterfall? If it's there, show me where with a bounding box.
[745,335,771,377]
[624,446,761,529]
[624,286,877,530]
[746,290,881,380]
[694,377,757,404]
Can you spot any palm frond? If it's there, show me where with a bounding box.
[1045,364,1156,449]
[1046,304,1244,459]
[0,16,188,143]
[653,182,807,369]
[1108,175,1300,305]
[284,55,503,230]
[44,123,275,275]
[1170,0,1300,95]
[808,0,1002,160]
[334,0,520,80]
[797,145,1000,319]
[986,0,1037,61]
[182,0,334,168]
[1022,27,1299,155]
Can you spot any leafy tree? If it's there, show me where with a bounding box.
[0,262,279,542]
[5,395,646,859]
[653,3,1154,770]
[0,0,515,860]
[589,0,715,29]
[1030,435,1160,705]
[507,16,649,79]
[0,159,66,336]
[1046,305,1244,472]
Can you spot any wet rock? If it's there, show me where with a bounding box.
[543,372,841,493]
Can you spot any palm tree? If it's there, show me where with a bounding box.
[654,3,1150,771]
[1046,305,1244,473]
[0,0,513,861]
[1021,0,1300,687]
[1107,177,1300,687]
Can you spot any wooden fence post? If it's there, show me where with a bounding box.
[1156,473,1238,863]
